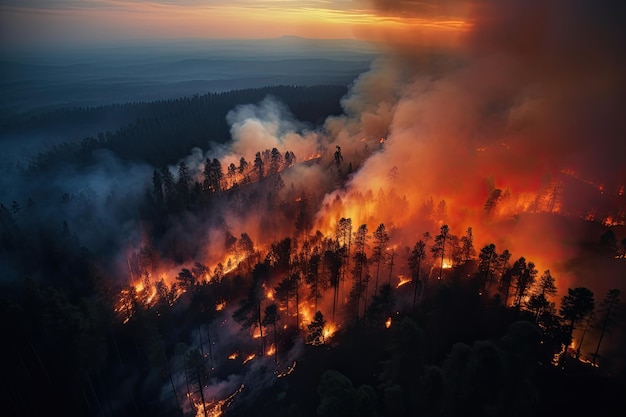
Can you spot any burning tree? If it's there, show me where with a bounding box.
[232,262,269,355]
[184,348,211,417]
[307,310,327,345]
[559,287,595,358]
[431,224,450,280]
[262,303,280,364]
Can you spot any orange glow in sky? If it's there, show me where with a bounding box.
[0,1,469,48]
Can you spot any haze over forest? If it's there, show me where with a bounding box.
[1,1,625,417]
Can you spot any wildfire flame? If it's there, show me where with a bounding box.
[322,323,337,340]
[266,344,276,357]
[396,275,411,288]
[195,384,245,417]
[276,361,297,378]
[385,317,392,329]
[242,353,256,364]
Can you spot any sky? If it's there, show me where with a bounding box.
[0,0,470,50]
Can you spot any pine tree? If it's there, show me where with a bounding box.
[592,289,621,365]
[372,223,389,294]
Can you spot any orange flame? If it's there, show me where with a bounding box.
[322,322,337,340]
[266,344,276,356]
[396,274,411,288]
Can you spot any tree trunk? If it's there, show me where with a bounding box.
[412,259,421,309]
[257,301,265,356]
[593,297,618,365]
[295,279,300,331]
[576,314,593,358]
[196,368,208,417]
[273,321,278,365]
[206,324,214,369]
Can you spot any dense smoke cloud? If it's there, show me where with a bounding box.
[363,0,626,182]
[308,0,626,297]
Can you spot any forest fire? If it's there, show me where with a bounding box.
[3,0,626,416]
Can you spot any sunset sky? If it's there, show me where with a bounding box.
[0,0,469,49]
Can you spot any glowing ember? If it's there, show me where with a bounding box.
[242,353,256,364]
[228,352,238,360]
[385,317,392,329]
[215,300,227,311]
[276,361,297,378]
[196,384,245,417]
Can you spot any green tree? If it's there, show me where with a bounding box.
[317,370,358,417]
